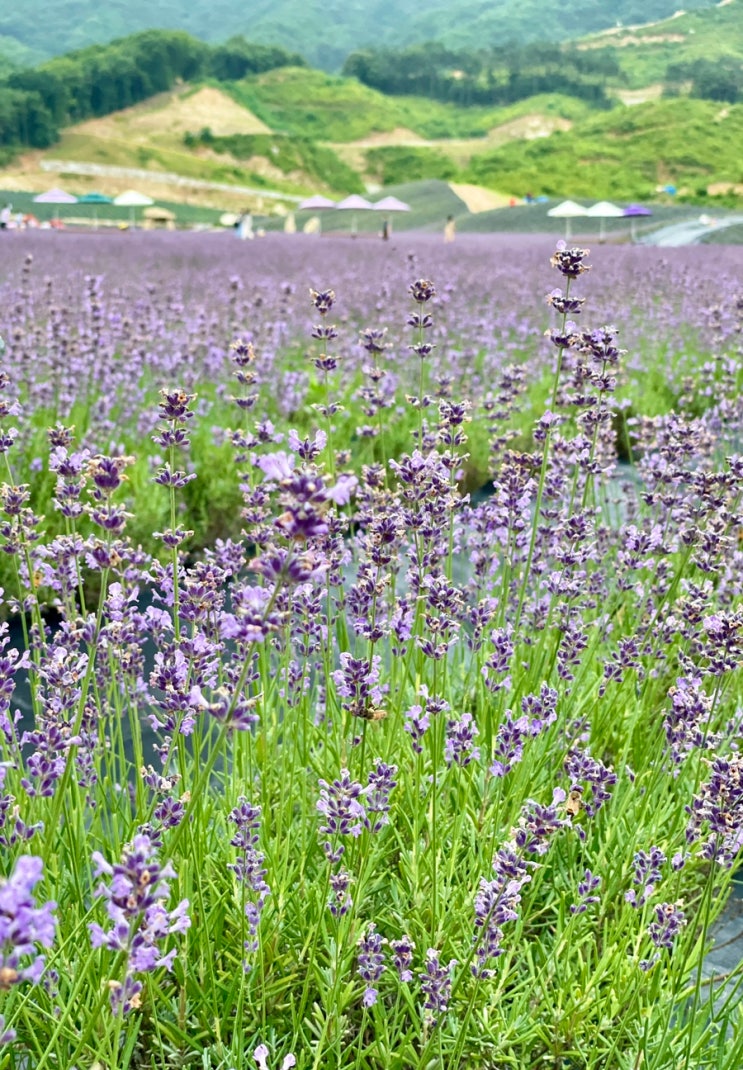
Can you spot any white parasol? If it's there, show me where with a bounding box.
[585,200,624,241]
[335,194,374,236]
[546,200,588,239]
[113,189,155,227]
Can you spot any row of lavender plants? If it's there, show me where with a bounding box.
[0,234,740,592]
[0,233,741,1068]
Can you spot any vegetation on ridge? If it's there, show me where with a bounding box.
[0,0,718,71]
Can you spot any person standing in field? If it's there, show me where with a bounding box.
[236,211,254,240]
[444,214,456,243]
[0,204,12,230]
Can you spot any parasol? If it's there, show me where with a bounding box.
[298,195,337,210]
[78,191,113,229]
[335,194,374,236]
[113,189,154,227]
[372,196,411,213]
[585,200,624,242]
[547,200,588,239]
[623,203,653,242]
[33,188,77,223]
[372,195,410,239]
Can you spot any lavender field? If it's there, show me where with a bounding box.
[0,231,741,1069]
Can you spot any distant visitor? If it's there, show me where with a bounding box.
[236,211,254,240]
[444,214,456,243]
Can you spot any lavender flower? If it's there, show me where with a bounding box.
[490,712,530,778]
[472,846,531,978]
[569,869,602,915]
[686,754,743,867]
[0,856,57,998]
[317,770,367,860]
[444,712,480,767]
[640,902,687,971]
[420,949,456,1025]
[409,279,436,303]
[357,923,386,1006]
[664,675,714,767]
[89,834,190,1014]
[309,288,335,314]
[514,789,569,855]
[565,749,617,819]
[550,242,591,279]
[253,1044,296,1070]
[328,868,353,917]
[625,847,667,908]
[404,703,430,753]
[365,760,397,833]
[228,798,271,970]
[332,652,384,721]
[390,935,415,982]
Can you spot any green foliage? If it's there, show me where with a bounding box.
[226,67,582,141]
[465,98,743,201]
[667,57,743,104]
[0,85,56,147]
[0,30,303,158]
[365,145,460,185]
[188,129,364,194]
[0,33,44,76]
[0,0,718,71]
[602,2,743,91]
[343,41,620,108]
[207,36,305,81]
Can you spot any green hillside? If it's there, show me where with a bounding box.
[226,68,497,141]
[586,2,743,90]
[184,129,364,193]
[0,0,718,72]
[465,98,743,202]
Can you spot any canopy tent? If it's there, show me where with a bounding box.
[546,200,587,239]
[113,189,154,227]
[335,194,374,236]
[77,191,113,228]
[585,200,624,241]
[623,203,653,242]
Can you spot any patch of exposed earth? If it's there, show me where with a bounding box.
[71,86,272,143]
[612,83,665,105]
[333,113,571,179]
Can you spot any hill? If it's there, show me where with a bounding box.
[464,97,743,203]
[581,1,743,91]
[1,8,742,217]
[0,0,718,72]
[0,70,596,206]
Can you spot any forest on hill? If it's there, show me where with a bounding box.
[0,32,302,155]
[0,0,719,72]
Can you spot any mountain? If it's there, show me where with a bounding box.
[0,0,719,71]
